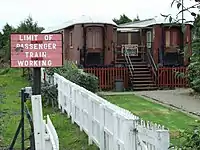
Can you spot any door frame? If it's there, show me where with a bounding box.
[83,25,105,66]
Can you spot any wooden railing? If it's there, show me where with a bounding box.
[84,67,129,90]
[84,67,188,90]
[158,67,188,88]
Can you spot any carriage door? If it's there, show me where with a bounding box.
[86,26,103,65]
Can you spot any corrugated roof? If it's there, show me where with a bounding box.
[42,15,117,33]
[118,17,170,28]
[117,16,193,32]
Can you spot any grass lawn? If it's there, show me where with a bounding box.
[104,94,199,144]
[0,68,98,150]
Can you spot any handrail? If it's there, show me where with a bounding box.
[124,49,134,78]
[146,49,158,83]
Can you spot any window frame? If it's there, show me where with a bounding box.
[146,31,152,49]
[69,31,73,48]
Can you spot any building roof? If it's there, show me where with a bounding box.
[42,15,117,33]
[117,16,193,32]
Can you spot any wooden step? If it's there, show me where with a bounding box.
[132,83,156,87]
[131,77,153,80]
[132,80,154,83]
[132,68,149,71]
[132,64,148,68]
[133,71,150,74]
[132,86,158,91]
[133,74,151,77]
[131,58,143,62]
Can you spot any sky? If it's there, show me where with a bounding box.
[0,0,199,31]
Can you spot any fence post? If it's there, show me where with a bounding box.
[79,91,83,132]
[60,78,65,113]
[67,85,73,118]
[113,113,118,150]
[123,119,136,150]
[57,75,62,110]
[88,96,93,145]
[132,119,137,150]
[156,130,170,150]
[31,95,45,150]
[99,104,105,150]
[71,83,76,124]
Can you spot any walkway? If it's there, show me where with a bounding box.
[134,88,200,116]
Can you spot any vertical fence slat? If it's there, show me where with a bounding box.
[84,67,128,90]
[157,67,188,88]
[84,67,188,90]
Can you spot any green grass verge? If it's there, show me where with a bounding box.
[104,95,199,144]
[0,68,98,150]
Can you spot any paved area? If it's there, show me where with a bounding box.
[99,89,200,116]
[134,88,200,116]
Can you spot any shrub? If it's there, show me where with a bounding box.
[77,69,99,92]
[41,82,58,108]
[188,38,200,92]
[170,121,200,150]
[45,61,99,93]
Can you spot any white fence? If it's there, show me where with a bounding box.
[31,95,59,150]
[41,68,170,150]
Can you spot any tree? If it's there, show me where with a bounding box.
[2,23,15,45]
[161,0,199,23]
[162,0,200,94]
[113,14,133,25]
[0,16,45,63]
[0,32,3,50]
[0,23,15,62]
[133,15,140,22]
[17,15,44,33]
[162,1,200,149]
[193,14,200,38]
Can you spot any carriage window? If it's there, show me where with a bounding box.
[165,31,170,47]
[69,31,73,48]
[146,31,152,49]
[171,31,177,46]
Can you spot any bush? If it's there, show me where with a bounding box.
[45,61,99,93]
[170,121,200,150]
[41,82,58,108]
[188,38,200,92]
[77,70,99,92]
